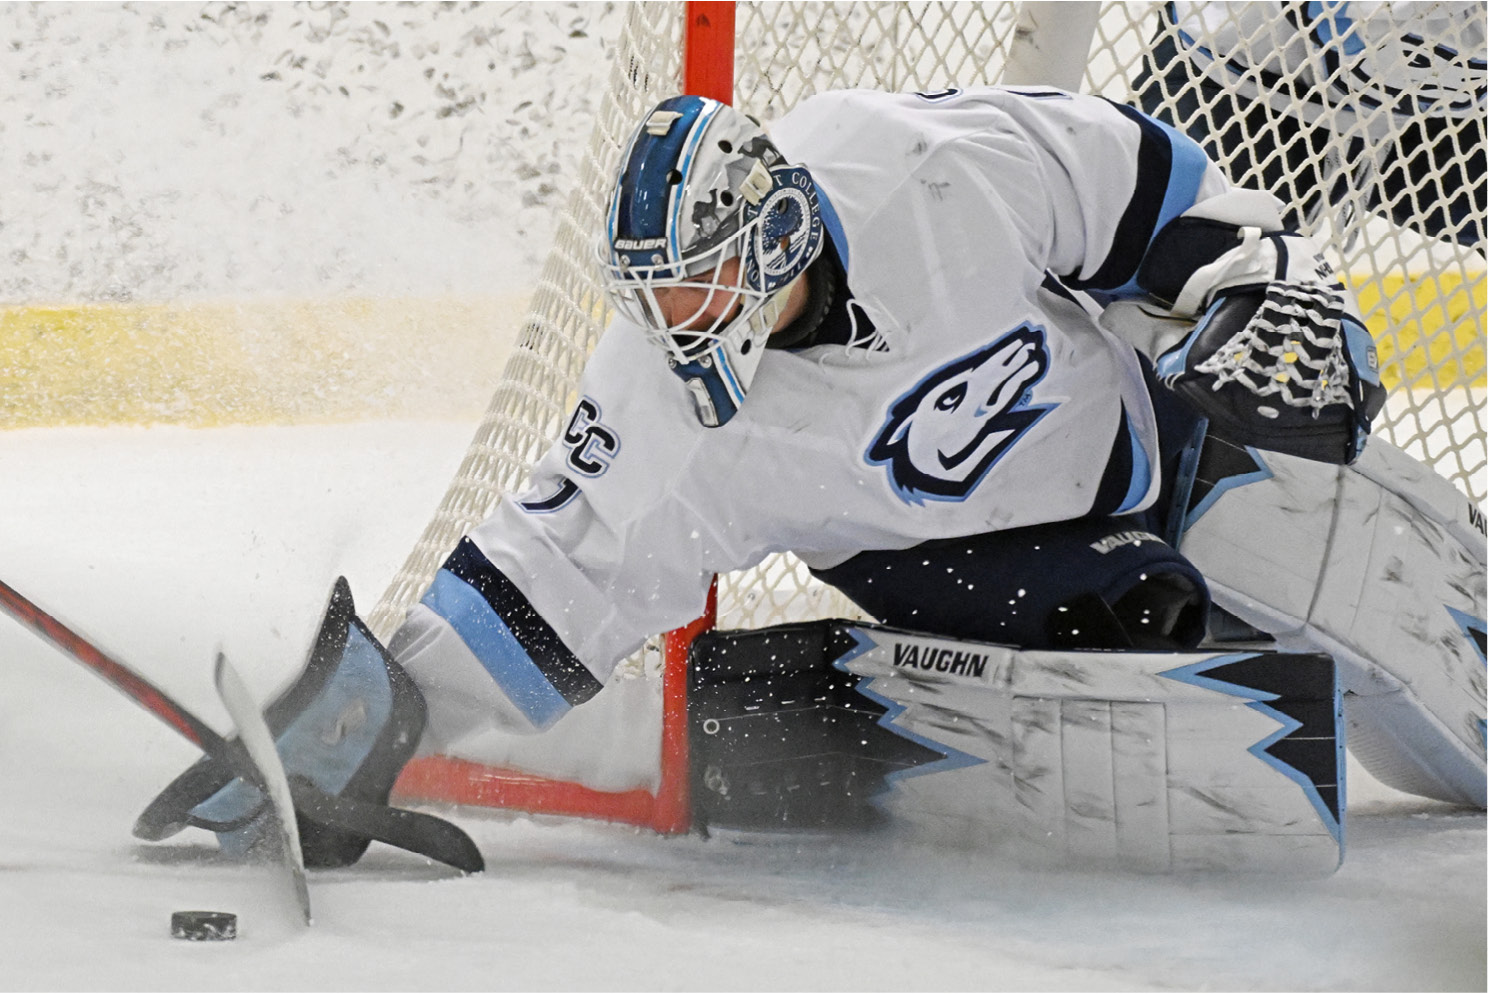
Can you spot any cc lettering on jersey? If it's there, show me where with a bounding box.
[562,397,621,476]
[518,397,620,514]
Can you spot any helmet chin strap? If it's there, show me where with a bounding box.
[672,275,800,428]
[767,260,834,351]
[754,277,795,341]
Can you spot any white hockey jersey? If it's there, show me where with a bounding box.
[445,87,1237,694]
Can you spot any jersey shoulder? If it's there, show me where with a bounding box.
[771,88,1039,248]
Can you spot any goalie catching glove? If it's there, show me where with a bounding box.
[1139,201,1385,465]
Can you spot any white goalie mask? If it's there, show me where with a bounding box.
[600,95,826,427]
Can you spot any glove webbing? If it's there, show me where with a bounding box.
[1192,282,1353,413]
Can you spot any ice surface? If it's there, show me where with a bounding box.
[0,424,1482,991]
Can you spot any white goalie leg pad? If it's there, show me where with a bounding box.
[1178,437,1486,807]
[835,627,1344,875]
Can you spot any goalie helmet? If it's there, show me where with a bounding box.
[600,95,825,427]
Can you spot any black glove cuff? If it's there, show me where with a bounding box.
[1137,216,1249,306]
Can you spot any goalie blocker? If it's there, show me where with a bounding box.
[688,620,1344,875]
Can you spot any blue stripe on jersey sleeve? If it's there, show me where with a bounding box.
[1131,114,1210,294]
[814,181,850,271]
[1067,101,1212,301]
[421,569,574,730]
[440,537,604,706]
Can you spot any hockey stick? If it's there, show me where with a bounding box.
[214,651,313,925]
[0,576,484,874]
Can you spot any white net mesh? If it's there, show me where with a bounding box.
[1099,2,1484,507]
[366,4,684,637]
[368,1,1485,644]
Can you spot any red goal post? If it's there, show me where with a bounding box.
[387,2,1485,831]
[391,3,741,833]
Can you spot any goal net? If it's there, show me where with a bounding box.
[383,1,1485,827]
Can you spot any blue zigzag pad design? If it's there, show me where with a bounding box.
[834,627,985,785]
[1444,605,1486,747]
[1162,653,1344,849]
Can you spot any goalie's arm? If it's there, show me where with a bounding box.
[386,421,725,744]
[983,89,1385,464]
[388,535,610,740]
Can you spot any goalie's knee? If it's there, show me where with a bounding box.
[1179,436,1486,807]
[813,516,1210,652]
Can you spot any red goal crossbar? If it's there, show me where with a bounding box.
[391,3,736,833]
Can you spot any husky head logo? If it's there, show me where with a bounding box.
[867,326,1054,504]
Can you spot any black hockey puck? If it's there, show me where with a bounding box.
[170,910,237,941]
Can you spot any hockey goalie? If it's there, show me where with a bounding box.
[139,86,1485,875]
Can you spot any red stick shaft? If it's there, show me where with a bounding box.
[0,576,220,750]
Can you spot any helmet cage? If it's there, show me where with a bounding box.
[600,94,824,426]
[606,231,772,366]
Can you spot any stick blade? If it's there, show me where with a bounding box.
[214,652,313,926]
